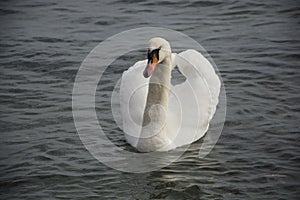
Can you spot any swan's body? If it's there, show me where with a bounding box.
[120,38,220,152]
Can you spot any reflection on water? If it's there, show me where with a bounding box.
[0,0,299,199]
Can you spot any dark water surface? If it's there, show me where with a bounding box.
[1,0,300,199]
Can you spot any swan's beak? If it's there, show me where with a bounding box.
[143,53,158,78]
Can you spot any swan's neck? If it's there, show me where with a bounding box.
[136,54,172,152]
[142,56,171,134]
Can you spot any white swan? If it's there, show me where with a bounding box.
[120,37,220,152]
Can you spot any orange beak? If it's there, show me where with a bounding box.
[143,53,158,78]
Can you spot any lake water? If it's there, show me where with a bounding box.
[0,0,299,199]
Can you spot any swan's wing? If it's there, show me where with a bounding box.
[165,51,220,149]
[120,60,148,146]
[177,49,220,118]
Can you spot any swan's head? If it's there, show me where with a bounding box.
[143,37,171,78]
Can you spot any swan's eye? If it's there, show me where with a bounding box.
[147,48,160,61]
[152,49,159,61]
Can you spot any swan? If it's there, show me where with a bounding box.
[120,37,220,152]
